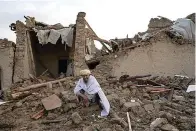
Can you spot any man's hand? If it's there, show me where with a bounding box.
[81,95,89,107]
[76,92,89,107]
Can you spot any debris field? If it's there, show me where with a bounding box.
[0,13,195,131]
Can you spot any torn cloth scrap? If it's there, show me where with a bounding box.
[58,27,73,47]
[34,27,74,49]
[47,29,61,45]
[36,30,50,45]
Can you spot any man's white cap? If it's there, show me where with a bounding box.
[80,69,91,76]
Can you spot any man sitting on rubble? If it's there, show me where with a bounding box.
[74,69,110,116]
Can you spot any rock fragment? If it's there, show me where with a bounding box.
[101,128,112,131]
[144,104,154,112]
[122,102,141,111]
[71,112,82,124]
[63,103,77,112]
[161,124,179,131]
[83,126,94,131]
[111,118,128,128]
[150,118,168,130]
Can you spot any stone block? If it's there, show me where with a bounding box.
[61,91,77,103]
[41,94,62,110]
[150,118,168,130]
[144,104,154,112]
[114,124,124,131]
[83,126,94,131]
[173,95,185,101]
[63,103,77,112]
[16,101,23,107]
[161,124,179,131]
[71,112,82,124]
[119,99,126,107]
[122,102,141,111]
[111,118,128,128]
[107,94,119,101]
[101,128,112,131]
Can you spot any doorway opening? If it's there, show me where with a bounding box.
[58,59,68,74]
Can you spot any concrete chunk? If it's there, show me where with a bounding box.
[41,94,62,110]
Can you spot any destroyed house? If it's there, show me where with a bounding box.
[0,12,110,91]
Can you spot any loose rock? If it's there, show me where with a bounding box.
[122,102,141,111]
[150,118,168,130]
[71,112,82,124]
[144,104,154,112]
[111,118,128,128]
[101,128,112,131]
[83,126,94,131]
[161,124,179,131]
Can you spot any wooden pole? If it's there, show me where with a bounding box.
[127,112,132,131]
[17,77,68,92]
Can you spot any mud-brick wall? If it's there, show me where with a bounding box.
[112,40,195,78]
[14,21,30,82]
[0,39,15,90]
[73,12,88,76]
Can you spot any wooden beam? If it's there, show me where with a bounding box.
[17,77,69,92]
[127,112,132,131]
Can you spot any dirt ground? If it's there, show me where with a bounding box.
[0,74,195,131]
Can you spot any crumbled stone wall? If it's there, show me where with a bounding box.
[92,55,115,84]
[112,39,195,78]
[13,13,87,79]
[14,21,29,82]
[73,12,88,76]
[0,39,15,90]
[12,12,98,80]
[148,17,173,32]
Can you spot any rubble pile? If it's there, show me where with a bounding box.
[131,14,195,46]
[0,13,195,131]
[0,73,195,131]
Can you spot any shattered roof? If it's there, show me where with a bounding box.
[24,16,75,30]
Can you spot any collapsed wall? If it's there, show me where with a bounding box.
[0,39,15,90]
[9,12,106,82]
[107,14,195,78]
[112,37,195,78]
[13,21,30,83]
